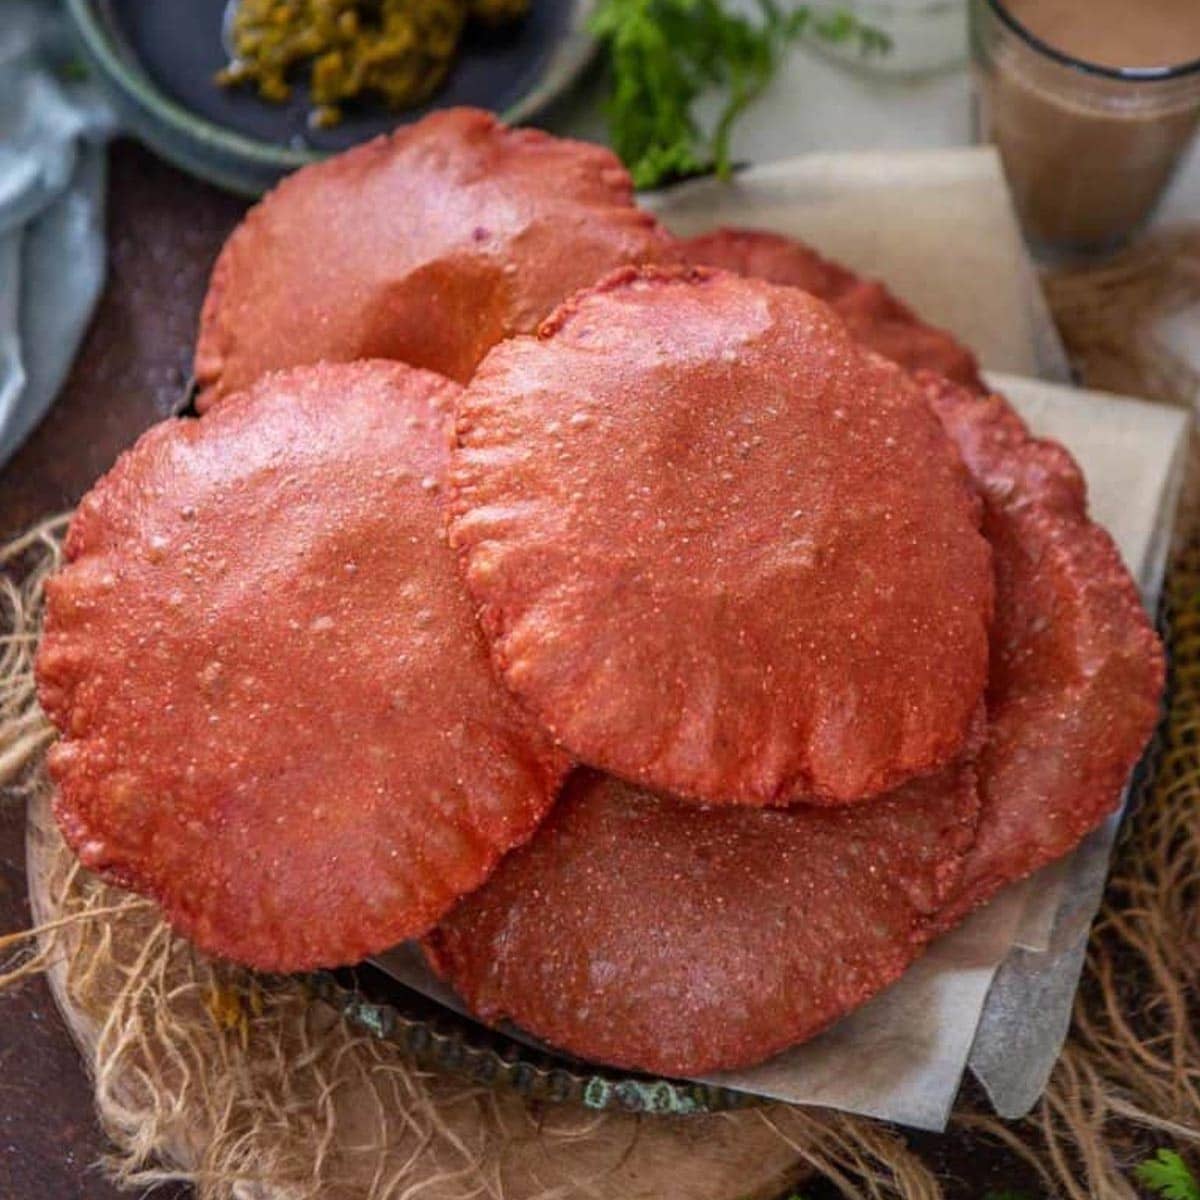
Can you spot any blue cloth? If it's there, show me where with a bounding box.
[0,1,115,470]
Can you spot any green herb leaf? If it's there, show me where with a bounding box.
[590,0,887,189]
[57,59,90,83]
[1135,1150,1200,1200]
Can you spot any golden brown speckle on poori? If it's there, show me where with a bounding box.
[918,374,1164,926]
[448,266,994,806]
[36,360,569,971]
[423,762,980,1076]
[681,227,984,389]
[194,107,680,409]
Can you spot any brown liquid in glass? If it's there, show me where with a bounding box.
[979,0,1200,249]
[1007,0,1200,70]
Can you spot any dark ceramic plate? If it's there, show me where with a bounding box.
[66,0,597,195]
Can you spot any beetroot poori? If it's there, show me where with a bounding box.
[918,375,1164,925]
[36,361,568,971]
[194,107,678,409]
[676,229,1163,922]
[424,763,980,1075]
[449,266,994,806]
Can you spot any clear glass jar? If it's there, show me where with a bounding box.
[971,0,1200,253]
[806,0,968,78]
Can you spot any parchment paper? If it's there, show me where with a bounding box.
[644,146,1071,385]
[373,150,1189,1130]
[966,376,1189,1119]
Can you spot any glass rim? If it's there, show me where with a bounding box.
[985,0,1200,82]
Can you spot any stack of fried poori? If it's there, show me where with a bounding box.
[36,108,1164,1077]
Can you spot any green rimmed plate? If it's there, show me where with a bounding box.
[66,0,598,195]
[315,965,758,1116]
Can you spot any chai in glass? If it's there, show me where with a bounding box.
[972,0,1200,251]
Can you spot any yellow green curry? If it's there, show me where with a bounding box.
[218,0,529,127]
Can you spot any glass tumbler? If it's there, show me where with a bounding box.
[971,0,1200,253]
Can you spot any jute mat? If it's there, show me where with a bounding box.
[1,228,1198,1199]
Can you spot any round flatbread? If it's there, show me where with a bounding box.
[917,374,1164,925]
[37,361,569,971]
[194,107,678,409]
[680,227,983,389]
[449,266,994,805]
[424,764,980,1075]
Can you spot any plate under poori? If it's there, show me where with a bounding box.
[66,0,597,195]
[316,968,755,1115]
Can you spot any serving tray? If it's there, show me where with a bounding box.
[314,967,755,1115]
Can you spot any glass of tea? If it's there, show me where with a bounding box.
[971,0,1200,253]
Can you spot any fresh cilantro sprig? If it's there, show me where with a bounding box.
[1136,1150,1200,1200]
[589,0,889,189]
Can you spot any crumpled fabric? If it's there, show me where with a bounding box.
[0,0,115,469]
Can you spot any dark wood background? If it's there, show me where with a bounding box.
[0,140,1051,1199]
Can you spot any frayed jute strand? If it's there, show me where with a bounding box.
[3,432,1199,1197]
[755,1108,942,1199]
[0,513,66,785]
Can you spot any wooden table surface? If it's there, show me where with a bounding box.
[0,140,1050,1200]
